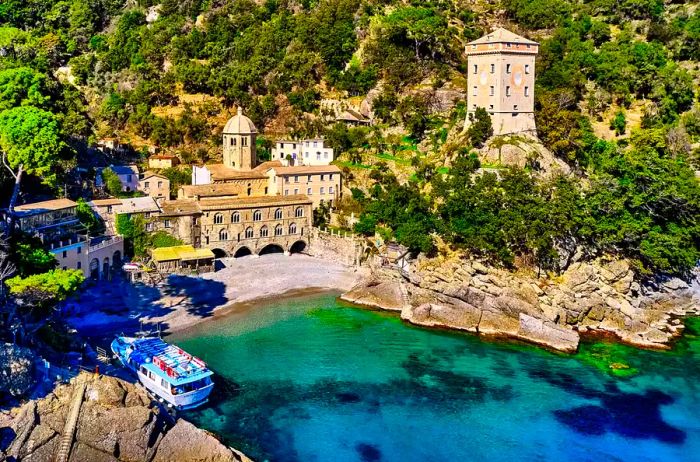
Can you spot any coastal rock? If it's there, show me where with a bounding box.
[344,256,697,352]
[2,373,249,462]
[0,343,35,399]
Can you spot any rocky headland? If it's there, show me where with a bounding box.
[342,257,699,353]
[0,373,250,462]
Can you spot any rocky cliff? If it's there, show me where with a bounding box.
[342,257,699,352]
[0,373,250,462]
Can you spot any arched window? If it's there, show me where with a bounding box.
[245,227,254,238]
[274,208,282,220]
[289,223,297,234]
[231,137,236,146]
[231,212,240,223]
[275,224,283,236]
[253,210,262,221]
[295,207,304,218]
[214,213,223,224]
[242,137,248,147]
[219,229,228,241]
[260,226,269,237]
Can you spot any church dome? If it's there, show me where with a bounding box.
[223,107,257,134]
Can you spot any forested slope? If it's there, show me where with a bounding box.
[0,0,699,278]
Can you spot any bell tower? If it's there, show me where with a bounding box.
[222,107,257,170]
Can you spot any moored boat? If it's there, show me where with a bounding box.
[111,336,214,410]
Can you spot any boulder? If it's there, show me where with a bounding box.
[153,419,242,462]
[517,314,580,353]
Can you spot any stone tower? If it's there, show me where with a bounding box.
[222,107,257,170]
[464,28,539,136]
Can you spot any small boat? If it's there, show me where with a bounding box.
[122,263,141,272]
[111,336,214,410]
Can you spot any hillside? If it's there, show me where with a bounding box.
[0,0,699,278]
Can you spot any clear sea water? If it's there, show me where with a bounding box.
[167,292,700,462]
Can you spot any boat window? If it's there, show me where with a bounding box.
[161,378,169,389]
[140,366,147,375]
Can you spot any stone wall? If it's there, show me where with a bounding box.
[308,229,364,266]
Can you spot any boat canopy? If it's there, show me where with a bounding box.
[127,337,212,386]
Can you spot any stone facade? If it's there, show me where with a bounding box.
[139,172,170,201]
[465,28,538,135]
[222,107,257,170]
[148,154,180,169]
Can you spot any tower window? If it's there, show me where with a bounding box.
[242,137,248,147]
[489,104,494,110]
[514,104,519,110]
[506,86,511,96]
[525,64,530,74]
[231,138,235,146]
[524,86,529,97]
[506,64,511,74]
[489,86,494,96]
[473,64,478,74]
[490,63,495,73]
[472,86,477,96]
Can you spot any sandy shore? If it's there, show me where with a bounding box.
[67,254,368,337]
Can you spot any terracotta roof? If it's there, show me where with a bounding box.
[159,200,202,216]
[141,171,168,180]
[270,165,342,175]
[89,198,122,207]
[253,160,283,171]
[204,163,267,180]
[14,198,77,215]
[336,109,368,122]
[198,194,311,210]
[180,183,242,198]
[468,28,538,46]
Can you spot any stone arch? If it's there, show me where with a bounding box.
[233,246,252,258]
[258,244,284,256]
[289,240,307,254]
[102,257,110,280]
[212,248,229,259]
[112,250,122,269]
[89,258,100,280]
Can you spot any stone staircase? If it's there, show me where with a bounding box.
[54,381,86,462]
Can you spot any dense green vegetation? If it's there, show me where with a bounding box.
[0,0,697,278]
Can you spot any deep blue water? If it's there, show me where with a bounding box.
[167,292,700,462]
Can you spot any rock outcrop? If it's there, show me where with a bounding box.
[0,373,250,462]
[0,344,35,399]
[342,257,699,352]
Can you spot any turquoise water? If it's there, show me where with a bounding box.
[168,292,700,462]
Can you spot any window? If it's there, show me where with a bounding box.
[107,206,112,213]
[524,86,529,97]
[329,186,334,194]
[295,207,304,218]
[144,181,150,188]
[62,250,67,258]
[294,188,298,195]
[220,229,228,241]
[146,222,153,232]
[489,104,494,110]
[285,176,289,183]
[506,64,511,74]
[307,175,312,182]
[127,174,132,182]
[293,143,297,149]
[506,43,512,48]
[274,208,282,219]
[525,64,530,74]
[260,226,269,237]
[473,104,477,109]
[316,152,321,160]
[324,152,329,159]
[264,187,268,194]
[472,86,477,96]
[77,262,81,269]
[513,105,518,110]
[158,181,163,188]
[245,227,253,238]
[506,86,511,96]
[320,174,325,181]
[242,137,248,147]
[231,138,236,146]
[473,64,478,74]
[489,86,494,96]
[329,174,333,180]
[214,213,223,224]
[253,210,262,221]
[280,143,284,148]
[313,141,317,147]
[285,189,289,196]
[289,223,297,234]
[77,246,81,254]
[164,219,171,228]
[320,187,325,195]
[294,175,299,183]
[275,224,283,236]
[232,212,240,223]
[490,63,495,73]
[307,187,312,195]
[305,152,309,158]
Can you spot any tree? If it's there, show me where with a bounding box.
[101,167,123,196]
[6,269,84,312]
[0,107,66,214]
[11,237,57,277]
[467,107,493,148]
[610,110,626,136]
[76,198,103,234]
[0,67,51,112]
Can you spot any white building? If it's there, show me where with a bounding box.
[271,139,334,166]
[97,165,140,192]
